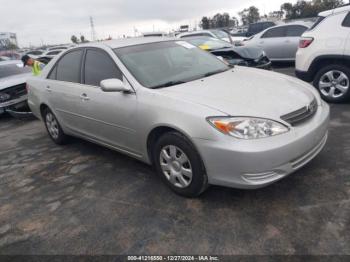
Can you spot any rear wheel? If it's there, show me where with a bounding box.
[313,64,350,103]
[153,132,208,197]
[43,108,68,145]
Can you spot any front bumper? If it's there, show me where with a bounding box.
[255,61,272,70]
[295,69,313,82]
[0,95,32,117]
[193,102,330,189]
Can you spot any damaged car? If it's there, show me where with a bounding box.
[186,37,271,69]
[0,60,32,117]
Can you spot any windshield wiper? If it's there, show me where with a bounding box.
[151,80,186,89]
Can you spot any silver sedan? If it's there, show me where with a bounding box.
[27,38,329,197]
[244,23,311,61]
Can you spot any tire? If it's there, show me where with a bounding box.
[153,131,208,197]
[43,108,68,145]
[313,64,350,103]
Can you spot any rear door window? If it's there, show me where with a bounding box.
[285,25,308,37]
[309,16,325,30]
[342,12,350,27]
[83,49,122,86]
[56,49,83,83]
[262,26,286,38]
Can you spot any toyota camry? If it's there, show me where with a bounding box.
[27,38,329,197]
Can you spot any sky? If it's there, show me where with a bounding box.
[0,0,297,47]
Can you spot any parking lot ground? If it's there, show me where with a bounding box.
[0,66,349,255]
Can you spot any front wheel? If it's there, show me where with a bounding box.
[153,132,208,197]
[313,64,350,103]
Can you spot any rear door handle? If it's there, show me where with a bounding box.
[80,93,90,101]
[46,86,52,93]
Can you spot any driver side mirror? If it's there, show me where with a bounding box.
[100,79,132,93]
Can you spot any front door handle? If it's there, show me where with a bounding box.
[46,86,52,93]
[80,93,90,101]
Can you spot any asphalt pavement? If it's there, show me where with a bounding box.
[0,65,349,255]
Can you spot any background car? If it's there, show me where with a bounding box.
[245,21,277,37]
[244,22,311,61]
[0,60,31,117]
[296,5,350,103]
[186,37,271,69]
[142,32,167,37]
[47,46,69,51]
[25,49,46,59]
[38,49,65,64]
[178,29,232,43]
[0,56,11,61]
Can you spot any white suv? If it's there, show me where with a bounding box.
[296,5,350,103]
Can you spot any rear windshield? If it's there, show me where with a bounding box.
[211,30,229,39]
[0,63,31,78]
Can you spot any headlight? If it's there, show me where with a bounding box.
[0,93,11,102]
[207,117,289,139]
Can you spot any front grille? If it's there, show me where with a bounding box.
[256,56,270,65]
[0,83,27,102]
[281,98,318,126]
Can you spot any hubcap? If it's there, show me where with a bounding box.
[159,145,193,188]
[46,112,59,139]
[319,70,349,98]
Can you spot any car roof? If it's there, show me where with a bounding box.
[78,37,177,49]
[262,21,311,31]
[319,4,350,17]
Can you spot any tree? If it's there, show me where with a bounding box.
[281,3,294,19]
[281,0,344,20]
[268,10,284,20]
[231,16,239,27]
[239,6,260,25]
[80,35,88,43]
[71,35,78,44]
[201,16,210,29]
[200,13,238,29]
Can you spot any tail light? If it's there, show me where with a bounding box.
[299,37,314,48]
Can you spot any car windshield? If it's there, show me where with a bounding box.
[187,37,232,50]
[114,41,229,89]
[0,63,31,78]
[211,30,229,39]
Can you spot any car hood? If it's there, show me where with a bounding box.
[0,73,30,90]
[232,46,263,59]
[212,46,263,60]
[159,67,315,120]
